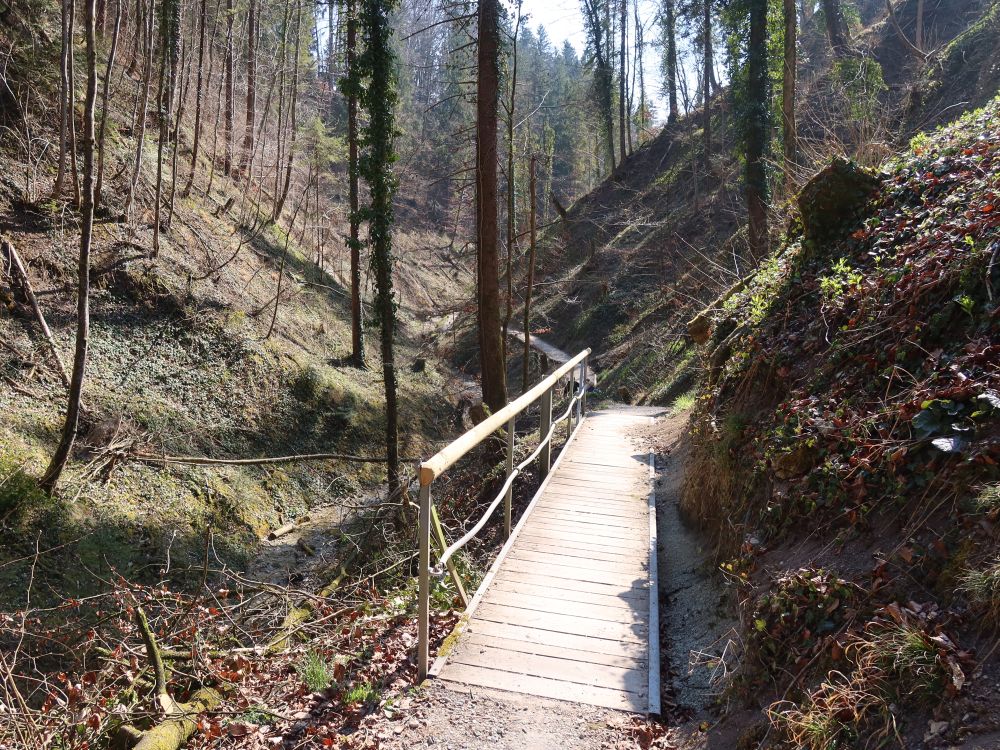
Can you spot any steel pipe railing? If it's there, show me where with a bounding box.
[416,348,590,679]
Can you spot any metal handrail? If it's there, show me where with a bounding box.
[416,348,591,680]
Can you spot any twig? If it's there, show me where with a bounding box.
[133,450,418,467]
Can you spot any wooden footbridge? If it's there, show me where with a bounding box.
[416,350,660,714]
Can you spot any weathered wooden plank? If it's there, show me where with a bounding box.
[516,528,647,554]
[466,619,648,658]
[532,508,648,530]
[513,538,648,563]
[481,589,646,624]
[474,603,648,643]
[507,548,648,576]
[525,519,645,541]
[460,632,646,670]
[439,663,646,712]
[448,643,648,694]
[488,577,645,610]
[498,558,646,588]
[536,499,647,517]
[492,569,649,600]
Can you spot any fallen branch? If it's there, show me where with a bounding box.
[133,450,418,467]
[115,607,224,750]
[1,236,71,389]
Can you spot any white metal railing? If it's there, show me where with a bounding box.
[416,348,591,679]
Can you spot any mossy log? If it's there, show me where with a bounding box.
[114,687,222,750]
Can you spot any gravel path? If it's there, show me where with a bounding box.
[379,682,654,750]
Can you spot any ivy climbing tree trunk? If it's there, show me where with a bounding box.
[360,0,401,501]
[581,0,616,172]
[745,0,770,261]
[476,0,507,414]
[820,0,850,57]
[618,0,627,164]
[41,0,98,493]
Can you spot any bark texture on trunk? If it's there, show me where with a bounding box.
[476,0,507,414]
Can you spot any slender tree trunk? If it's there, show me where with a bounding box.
[238,0,257,180]
[702,0,712,167]
[95,0,122,210]
[345,0,365,367]
[360,0,401,502]
[915,0,924,50]
[54,0,70,198]
[41,0,98,493]
[782,0,797,191]
[223,0,234,176]
[476,0,507,414]
[182,0,209,196]
[664,0,678,123]
[618,0,627,163]
[68,0,82,207]
[521,154,537,393]
[746,0,769,261]
[274,0,302,221]
[124,0,154,214]
[502,2,521,362]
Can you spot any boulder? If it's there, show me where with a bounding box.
[798,157,880,249]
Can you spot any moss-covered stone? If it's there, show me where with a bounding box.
[797,157,880,251]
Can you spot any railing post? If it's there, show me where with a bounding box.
[581,354,588,417]
[539,385,552,478]
[567,374,575,438]
[504,416,515,539]
[418,481,431,681]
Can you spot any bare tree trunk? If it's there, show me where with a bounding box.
[274,0,301,221]
[663,0,678,123]
[53,0,70,198]
[68,0,82,207]
[124,0,155,215]
[915,0,924,50]
[238,0,257,180]
[182,0,209,196]
[95,0,122,210]
[702,0,712,168]
[41,0,98,493]
[521,154,537,393]
[476,0,507,413]
[782,0,797,191]
[618,0,627,164]
[502,1,522,362]
[345,0,364,367]
[223,0,234,176]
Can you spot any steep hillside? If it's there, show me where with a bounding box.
[527,0,999,409]
[0,27,472,604]
[687,96,999,748]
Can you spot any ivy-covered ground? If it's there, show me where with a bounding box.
[685,97,1000,748]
